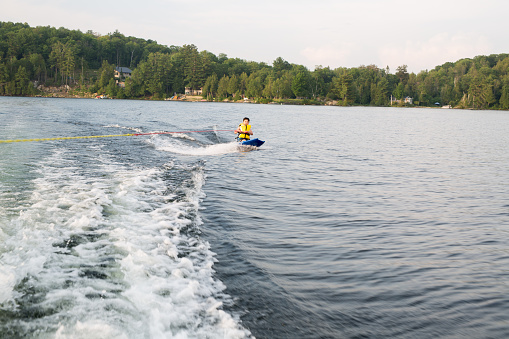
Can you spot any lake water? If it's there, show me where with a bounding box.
[1,97,509,338]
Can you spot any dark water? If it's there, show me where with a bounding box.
[1,97,509,338]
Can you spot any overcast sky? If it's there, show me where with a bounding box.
[3,0,508,73]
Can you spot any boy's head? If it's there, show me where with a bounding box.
[243,117,250,124]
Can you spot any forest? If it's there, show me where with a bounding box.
[1,21,509,109]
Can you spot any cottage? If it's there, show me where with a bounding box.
[114,67,132,88]
[185,87,203,96]
[390,95,414,105]
[114,67,132,79]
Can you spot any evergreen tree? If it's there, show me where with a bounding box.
[239,72,248,95]
[330,73,355,105]
[203,73,218,99]
[106,78,117,98]
[62,42,76,85]
[395,65,409,85]
[310,67,328,98]
[29,53,46,83]
[393,82,405,100]
[0,61,9,95]
[97,60,115,93]
[246,73,263,98]
[49,41,65,84]
[500,84,509,109]
[273,57,292,75]
[227,74,239,96]
[374,78,389,106]
[14,66,30,95]
[277,72,294,98]
[217,75,229,99]
[262,75,274,99]
[181,44,205,90]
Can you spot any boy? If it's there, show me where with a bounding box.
[235,117,254,141]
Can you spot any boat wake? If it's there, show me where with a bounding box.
[147,136,245,156]
[0,146,252,338]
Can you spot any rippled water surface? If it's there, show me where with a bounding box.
[1,97,509,338]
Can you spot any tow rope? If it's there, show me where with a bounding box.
[0,130,235,144]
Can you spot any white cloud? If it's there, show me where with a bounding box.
[379,32,493,73]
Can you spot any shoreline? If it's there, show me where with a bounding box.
[0,92,494,110]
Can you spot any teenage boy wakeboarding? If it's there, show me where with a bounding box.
[235,117,253,141]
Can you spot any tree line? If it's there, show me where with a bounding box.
[1,21,509,109]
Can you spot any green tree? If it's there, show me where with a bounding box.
[49,41,65,84]
[0,61,9,95]
[291,72,310,98]
[203,73,218,100]
[217,75,229,99]
[106,78,117,97]
[262,75,274,99]
[133,52,174,98]
[200,50,215,79]
[246,73,263,98]
[273,72,293,99]
[29,53,46,83]
[181,44,205,90]
[395,65,409,85]
[310,66,328,98]
[14,66,30,95]
[227,74,239,96]
[49,41,75,85]
[467,71,496,109]
[62,42,76,85]
[239,72,248,95]
[126,41,139,68]
[500,84,509,109]
[273,57,292,74]
[330,73,355,104]
[393,82,404,100]
[169,52,185,93]
[96,60,115,93]
[374,77,389,105]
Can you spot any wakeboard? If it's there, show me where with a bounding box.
[239,138,265,147]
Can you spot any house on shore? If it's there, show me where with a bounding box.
[115,67,132,88]
[390,95,414,105]
[185,87,203,96]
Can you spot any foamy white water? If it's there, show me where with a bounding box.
[0,144,251,338]
[147,136,242,156]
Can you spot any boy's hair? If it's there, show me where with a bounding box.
[243,117,250,122]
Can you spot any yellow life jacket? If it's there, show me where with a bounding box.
[238,124,251,140]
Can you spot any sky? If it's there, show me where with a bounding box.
[3,0,508,73]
